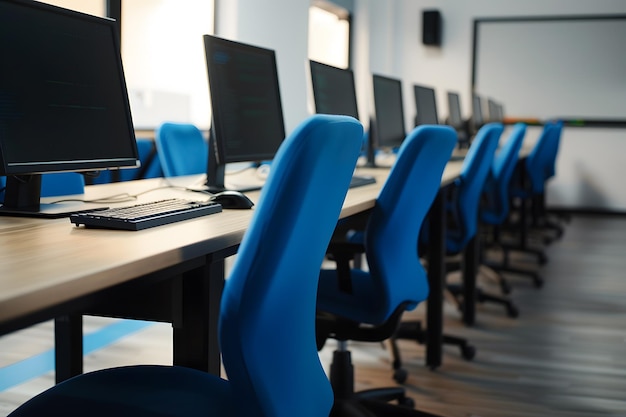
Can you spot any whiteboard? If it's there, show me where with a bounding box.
[473,16,626,121]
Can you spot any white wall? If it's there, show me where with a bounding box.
[357,0,626,212]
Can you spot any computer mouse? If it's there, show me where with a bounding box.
[211,190,255,209]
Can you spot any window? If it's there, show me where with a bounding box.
[121,1,215,129]
[37,0,105,17]
[308,2,350,69]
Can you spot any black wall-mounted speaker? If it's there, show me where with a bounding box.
[422,10,442,46]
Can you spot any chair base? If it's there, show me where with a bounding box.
[447,283,519,319]
[483,259,544,288]
[328,348,445,417]
[390,320,476,382]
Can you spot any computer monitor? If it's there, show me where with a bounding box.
[488,98,502,122]
[447,91,471,148]
[447,91,463,129]
[0,0,139,218]
[413,84,439,126]
[367,74,406,167]
[309,60,359,119]
[203,35,286,192]
[472,93,484,131]
[308,61,375,186]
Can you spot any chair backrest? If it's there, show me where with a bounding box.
[447,122,502,253]
[481,122,526,225]
[363,125,456,322]
[0,176,5,201]
[525,120,561,194]
[40,172,85,197]
[155,122,208,177]
[219,114,363,417]
[118,138,164,181]
[545,119,563,180]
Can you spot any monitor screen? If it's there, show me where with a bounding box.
[203,35,285,192]
[447,91,463,128]
[372,74,406,150]
[413,84,439,125]
[0,0,139,217]
[472,94,484,128]
[309,60,359,119]
[488,98,505,123]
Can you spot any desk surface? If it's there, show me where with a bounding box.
[0,161,463,348]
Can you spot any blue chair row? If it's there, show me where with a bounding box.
[486,120,565,287]
[9,114,364,417]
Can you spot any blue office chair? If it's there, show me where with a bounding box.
[119,138,164,181]
[155,122,208,177]
[9,114,363,417]
[389,123,505,376]
[528,120,566,240]
[316,125,456,417]
[493,121,564,284]
[480,123,528,293]
[441,122,522,315]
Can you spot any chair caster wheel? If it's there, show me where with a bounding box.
[534,277,544,288]
[461,345,476,360]
[538,254,548,265]
[507,304,519,318]
[393,368,408,384]
[500,281,512,295]
[398,396,415,409]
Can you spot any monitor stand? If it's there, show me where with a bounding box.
[0,175,107,218]
[203,135,265,194]
[359,120,395,169]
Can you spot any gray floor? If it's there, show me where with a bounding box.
[1,214,625,416]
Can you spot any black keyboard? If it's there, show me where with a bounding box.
[70,198,222,231]
[350,175,376,188]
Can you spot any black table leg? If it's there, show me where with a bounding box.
[426,189,446,369]
[172,253,226,375]
[462,235,478,326]
[54,314,83,383]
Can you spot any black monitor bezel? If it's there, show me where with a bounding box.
[472,93,484,128]
[447,91,464,129]
[0,0,139,177]
[487,98,501,122]
[413,84,439,126]
[0,0,139,217]
[371,73,406,150]
[203,34,286,167]
[309,60,360,119]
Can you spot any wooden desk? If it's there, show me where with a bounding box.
[0,162,462,381]
[0,178,251,379]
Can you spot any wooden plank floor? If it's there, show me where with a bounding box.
[1,214,626,416]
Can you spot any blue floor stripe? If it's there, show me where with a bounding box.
[0,320,154,391]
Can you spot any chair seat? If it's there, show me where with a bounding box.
[10,365,234,417]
